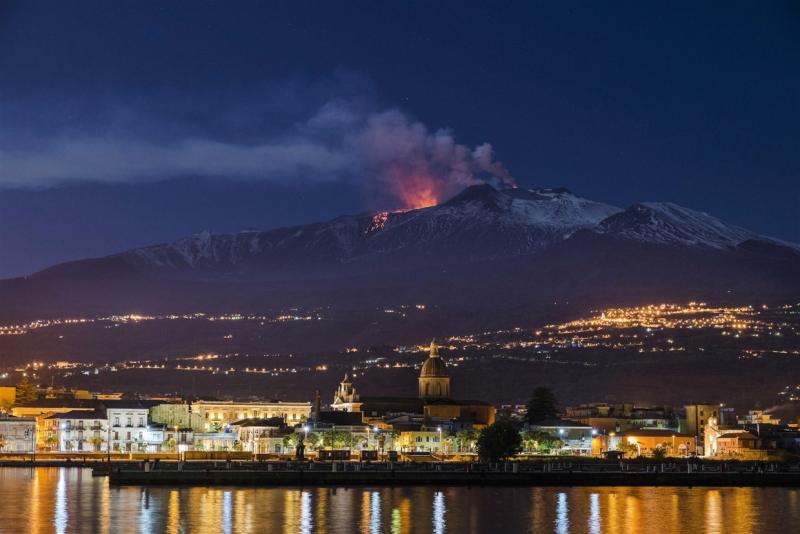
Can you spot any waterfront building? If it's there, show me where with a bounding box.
[0,414,36,453]
[11,398,101,448]
[193,432,237,451]
[45,410,107,452]
[564,403,676,434]
[682,403,722,446]
[397,430,443,453]
[230,417,288,454]
[163,427,194,451]
[191,400,312,431]
[529,418,595,455]
[704,416,773,459]
[106,401,150,452]
[612,428,695,457]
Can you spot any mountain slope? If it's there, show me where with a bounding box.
[0,185,798,322]
[123,184,622,276]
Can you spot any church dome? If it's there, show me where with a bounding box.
[420,341,448,378]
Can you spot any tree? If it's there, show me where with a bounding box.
[165,438,177,452]
[15,376,38,404]
[305,432,322,450]
[476,421,522,462]
[0,434,6,452]
[454,430,477,453]
[282,433,300,450]
[652,443,668,460]
[90,436,104,452]
[525,387,558,424]
[522,430,563,454]
[617,441,639,458]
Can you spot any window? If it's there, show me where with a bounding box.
[114,417,120,426]
[138,417,144,427]
[126,417,132,427]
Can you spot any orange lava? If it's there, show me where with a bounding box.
[391,172,442,210]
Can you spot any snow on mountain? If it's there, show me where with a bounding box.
[121,185,797,274]
[595,202,780,249]
[123,185,623,271]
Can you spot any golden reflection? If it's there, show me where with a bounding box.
[399,497,411,534]
[234,489,251,533]
[359,491,371,534]
[166,490,180,534]
[624,494,640,534]
[606,491,618,534]
[283,490,301,534]
[99,476,110,534]
[705,490,722,534]
[314,488,328,534]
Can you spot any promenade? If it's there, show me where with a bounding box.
[103,459,800,487]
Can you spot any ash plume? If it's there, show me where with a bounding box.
[0,72,513,210]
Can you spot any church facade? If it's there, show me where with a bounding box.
[330,341,495,428]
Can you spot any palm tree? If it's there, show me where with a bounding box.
[454,430,477,453]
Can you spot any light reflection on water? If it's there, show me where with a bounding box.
[0,468,799,533]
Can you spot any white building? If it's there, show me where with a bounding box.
[193,432,237,451]
[0,414,36,453]
[192,400,312,431]
[46,410,108,452]
[106,402,150,452]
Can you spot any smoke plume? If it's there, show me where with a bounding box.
[0,72,513,210]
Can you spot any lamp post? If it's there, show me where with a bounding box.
[31,425,36,465]
[437,426,442,456]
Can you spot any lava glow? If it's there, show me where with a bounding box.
[390,172,452,210]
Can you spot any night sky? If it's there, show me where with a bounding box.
[1,1,798,278]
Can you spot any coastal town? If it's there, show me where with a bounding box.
[2,341,798,463]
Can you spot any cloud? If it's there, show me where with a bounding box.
[0,72,513,209]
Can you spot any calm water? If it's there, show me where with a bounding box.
[1,468,799,533]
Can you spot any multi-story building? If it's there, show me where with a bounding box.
[106,401,150,452]
[564,403,676,434]
[397,430,443,453]
[11,398,100,448]
[231,417,288,454]
[192,400,312,431]
[45,410,107,452]
[0,414,36,453]
[683,403,722,446]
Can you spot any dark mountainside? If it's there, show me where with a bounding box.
[2,185,799,330]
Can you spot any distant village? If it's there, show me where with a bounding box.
[1,341,799,462]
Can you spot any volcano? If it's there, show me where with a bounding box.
[1,184,799,323]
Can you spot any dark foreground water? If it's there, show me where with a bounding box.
[2,468,799,533]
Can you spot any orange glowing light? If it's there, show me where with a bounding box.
[390,171,443,210]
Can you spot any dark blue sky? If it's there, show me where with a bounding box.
[1,1,798,277]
